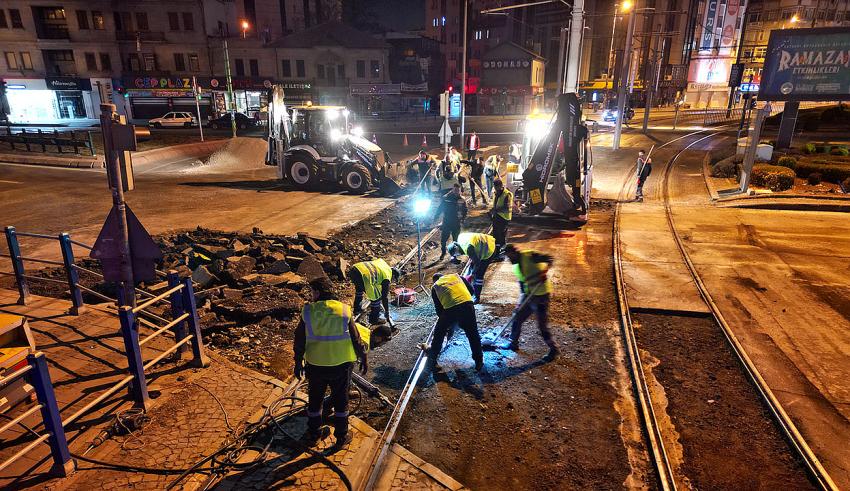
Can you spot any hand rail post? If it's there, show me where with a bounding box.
[58,233,85,315]
[167,270,188,358]
[118,307,151,410]
[181,278,210,368]
[27,352,75,476]
[5,226,30,305]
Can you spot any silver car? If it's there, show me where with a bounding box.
[149,111,197,128]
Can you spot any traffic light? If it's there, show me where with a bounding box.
[447,85,453,93]
[116,86,128,98]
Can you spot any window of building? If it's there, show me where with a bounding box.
[356,60,365,78]
[188,53,199,71]
[249,59,259,77]
[235,59,245,76]
[338,64,345,78]
[10,9,23,28]
[168,12,180,31]
[296,59,305,77]
[85,52,97,70]
[113,12,123,31]
[92,11,104,29]
[370,60,380,78]
[748,11,761,22]
[182,12,194,31]
[5,52,18,70]
[45,8,66,20]
[100,52,111,70]
[143,53,156,71]
[765,10,777,21]
[129,53,140,71]
[0,10,7,29]
[136,12,149,31]
[282,59,291,77]
[20,51,32,69]
[76,10,89,29]
[317,64,325,79]
[174,53,186,71]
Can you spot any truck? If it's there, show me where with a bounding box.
[507,93,592,222]
[266,86,402,195]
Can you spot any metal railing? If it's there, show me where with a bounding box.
[0,128,96,156]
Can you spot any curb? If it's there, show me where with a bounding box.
[131,139,230,166]
[0,152,103,169]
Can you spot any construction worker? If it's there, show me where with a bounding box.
[635,149,652,201]
[294,277,368,446]
[446,146,465,194]
[447,231,496,303]
[412,150,436,194]
[484,154,502,198]
[503,245,559,361]
[437,157,460,195]
[461,156,486,206]
[490,178,513,251]
[433,183,468,260]
[349,259,400,327]
[429,272,483,372]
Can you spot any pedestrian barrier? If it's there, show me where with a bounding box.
[0,128,96,156]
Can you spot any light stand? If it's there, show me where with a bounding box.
[411,195,432,294]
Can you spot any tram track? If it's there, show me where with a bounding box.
[613,128,838,490]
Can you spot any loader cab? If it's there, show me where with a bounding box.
[289,105,350,156]
[506,111,556,193]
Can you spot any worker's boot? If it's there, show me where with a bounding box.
[543,346,560,362]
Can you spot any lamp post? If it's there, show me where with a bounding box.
[612,0,635,150]
[605,3,619,108]
[460,0,468,153]
[222,38,237,138]
[412,196,432,291]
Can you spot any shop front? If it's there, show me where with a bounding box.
[350,84,402,114]
[479,42,546,115]
[120,76,208,121]
[477,85,544,115]
[2,77,95,124]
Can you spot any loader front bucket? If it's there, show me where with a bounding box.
[378,175,404,197]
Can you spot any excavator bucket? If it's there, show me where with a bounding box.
[378,175,404,197]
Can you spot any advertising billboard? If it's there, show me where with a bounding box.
[760,27,850,101]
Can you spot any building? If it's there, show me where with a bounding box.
[269,21,391,110]
[478,42,546,115]
[384,31,443,112]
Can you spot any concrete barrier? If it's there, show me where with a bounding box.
[0,152,103,168]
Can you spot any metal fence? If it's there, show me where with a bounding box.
[0,127,96,156]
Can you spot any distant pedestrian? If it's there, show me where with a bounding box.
[467,131,481,160]
[294,277,368,447]
[429,272,483,372]
[433,183,468,260]
[490,178,513,251]
[503,245,558,362]
[635,149,652,201]
[484,154,502,197]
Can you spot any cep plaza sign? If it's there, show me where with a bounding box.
[760,27,850,101]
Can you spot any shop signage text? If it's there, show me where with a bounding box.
[350,84,401,95]
[482,59,531,70]
[46,77,92,91]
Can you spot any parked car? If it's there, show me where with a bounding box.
[148,112,197,128]
[208,112,257,130]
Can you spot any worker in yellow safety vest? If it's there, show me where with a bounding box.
[447,232,497,303]
[429,273,483,372]
[294,277,368,446]
[349,259,400,327]
[489,178,513,251]
[503,244,559,362]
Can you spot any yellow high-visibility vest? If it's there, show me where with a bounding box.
[432,273,473,309]
[457,232,496,260]
[353,259,392,301]
[512,251,552,296]
[303,300,357,366]
[494,189,513,221]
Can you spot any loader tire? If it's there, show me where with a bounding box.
[287,156,319,190]
[343,164,371,195]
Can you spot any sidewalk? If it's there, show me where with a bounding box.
[0,289,465,490]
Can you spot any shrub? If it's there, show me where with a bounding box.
[776,156,797,170]
[802,143,817,154]
[794,161,850,183]
[751,164,796,191]
[807,173,822,185]
[711,155,742,178]
[831,146,849,156]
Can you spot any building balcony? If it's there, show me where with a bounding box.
[116,31,166,42]
[36,26,70,40]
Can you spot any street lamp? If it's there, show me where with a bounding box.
[241,20,250,38]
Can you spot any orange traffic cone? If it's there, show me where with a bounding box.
[402,134,409,146]
[421,134,428,147]
[372,134,378,144]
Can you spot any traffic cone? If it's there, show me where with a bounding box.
[372,134,378,144]
[402,134,409,146]
[421,134,428,148]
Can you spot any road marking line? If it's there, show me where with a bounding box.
[0,179,22,184]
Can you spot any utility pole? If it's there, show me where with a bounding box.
[613,3,636,150]
[605,4,619,108]
[643,36,665,133]
[222,38,237,138]
[564,0,585,93]
[192,76,205,142]
[460,0,469,152]
[556,27,568,95]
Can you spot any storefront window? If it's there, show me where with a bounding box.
[56,91,86,119]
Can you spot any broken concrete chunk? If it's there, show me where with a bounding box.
[192,265,219,288]
[221,255,257,283]
[260,259,291,275]
[304,237,322,252]
[221,288,244,300]
[296,255,328,281]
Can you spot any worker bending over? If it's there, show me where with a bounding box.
[504,244,559,362]
[490,178,513,251]
[429,273,483,372]
[447,231,497,303]
[349,259,400,327]
[294,277,368,447]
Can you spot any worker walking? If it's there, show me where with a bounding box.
[503,245,559,361]
[429,273,483,372]
[349,258,400,328]
[484,154,502,198]
[433,183,468,260]
[447,231,497,303]
[635,149,652,201]
[294,278,368,446]
[490,178,513,251]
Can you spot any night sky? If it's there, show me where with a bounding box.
[370,0,424,31]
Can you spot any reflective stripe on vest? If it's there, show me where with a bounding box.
[494,190,513,221]
[303,300,357,366]
[353,259,391,301]
[432,274,473,309]
[457,232,496,260]
[512,251,552,296]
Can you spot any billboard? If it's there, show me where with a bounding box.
[760,27,850,101]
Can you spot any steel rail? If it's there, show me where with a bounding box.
[62,375,135,427]
[660,134,839,491]
[0,404,43,435]
[0,433,52,473]
[131,284,184,313]
[12,232,56,240]
[0,364,33,389]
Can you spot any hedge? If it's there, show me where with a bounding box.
[776,156,797,170]
[711,154,742,178]
[794,161,850,183]
[751,164,795,191]
[803,143,817,154]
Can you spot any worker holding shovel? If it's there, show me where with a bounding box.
[502,244,558,362]
[447,231,497,303]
